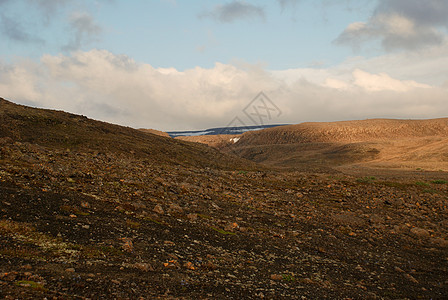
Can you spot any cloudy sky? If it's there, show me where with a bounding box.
[0,0,447,130]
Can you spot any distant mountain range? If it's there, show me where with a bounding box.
[166,124,288,138]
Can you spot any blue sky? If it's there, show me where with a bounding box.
[1,0,448,130]
[1,0,377,69]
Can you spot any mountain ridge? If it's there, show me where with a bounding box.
[0,97,257,170]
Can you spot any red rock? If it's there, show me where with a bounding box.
[184,262,195,270]
[270,274,283,281]
[187,213,198,221]
[134,263,154,272]
[153,204,164,214]
[122,238,134,252]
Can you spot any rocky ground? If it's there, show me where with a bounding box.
[1,138,448,299]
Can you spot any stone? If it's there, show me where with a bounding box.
[410,227,430,239]
[169,203,183,214]
[204,261,217,270]
[153,204,164,214]
[122,238,134,252]
[270,274,283,281]
[369,214,384,224]
[403,273,419,284]
[303,278,314,284]
[184,262,195,270]
[134,263,153,272]
[187,213,198,221]
[431,237,448,247]
[225,222,239,232]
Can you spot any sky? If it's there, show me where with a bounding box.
[0,0,447,131]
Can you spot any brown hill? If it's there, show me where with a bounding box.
[0,97,255,170]
[222,118,448,171]
[234,119,448,145]
[138,128,170,137]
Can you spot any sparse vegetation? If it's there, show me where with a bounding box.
[126,219,141,229]
[282,274,296,282]
[210,226,236,235]
[431,179,447,184]
[15,280,47,292]
[356,176,376,183]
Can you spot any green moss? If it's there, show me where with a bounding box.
[381,181,407,188]
[0,247,46,260]
[210,226,236,235]
[60,205,90,216]
[431,179,447,184]
[197,213,212,220]
[126,220,141,229]
[15,280,47,291]
[282,274,295,282]
[81,245,123,258]
[0,219,81,257]
[142,216,166,226]
[415,181,429,187]
[356,176,376,183]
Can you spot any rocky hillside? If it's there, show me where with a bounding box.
[0,97,256,170]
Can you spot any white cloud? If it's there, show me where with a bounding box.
[324,78,350,90]
[0,49,447,131]
[352,69,431,92]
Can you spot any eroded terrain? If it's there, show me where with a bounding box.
[1,139,448,299]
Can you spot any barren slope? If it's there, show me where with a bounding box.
[222,119,448,171]
[138,128,170,137]
[0,97,256,170]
